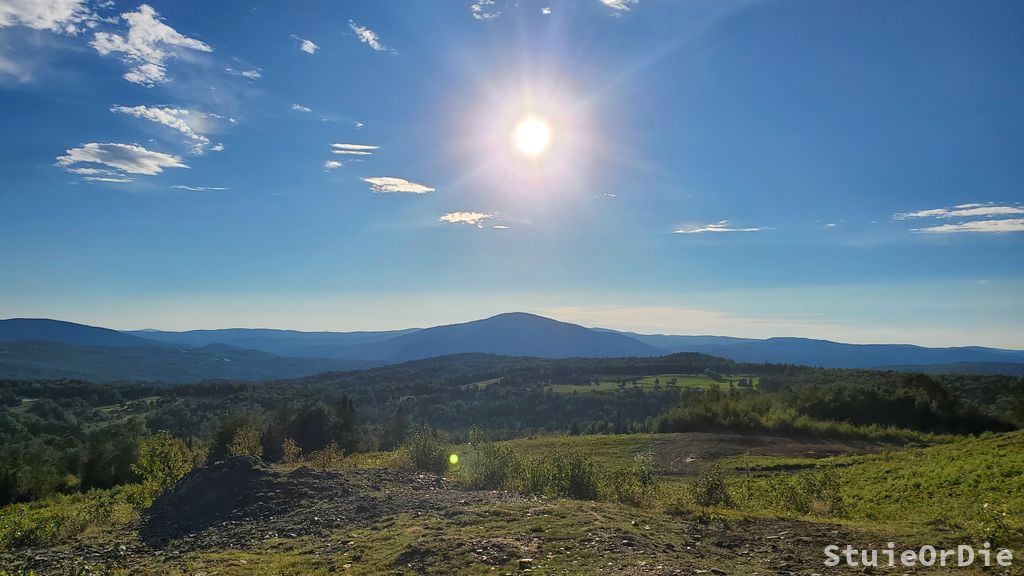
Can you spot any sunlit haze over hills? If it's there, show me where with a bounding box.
[0,0,1022,348]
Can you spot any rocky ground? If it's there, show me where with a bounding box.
[2,456,946,575]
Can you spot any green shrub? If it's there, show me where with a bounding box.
[463,441,522,490]
[690,465,733,508]
[0,487,138,551]
[603,453,658,506]
[131,432,194,506]
[281,437,302,464]
[228,423,263,459]
[402,426,450,474]
[306,442,344,468]
[973,502,1019,548]
[739,466,846,516]
[535,451,599,500]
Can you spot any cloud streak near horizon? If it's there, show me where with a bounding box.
[673,220,770,234]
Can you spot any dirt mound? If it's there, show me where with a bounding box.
[141,456,354,548]
[138,457,523,552]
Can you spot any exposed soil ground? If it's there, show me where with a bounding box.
[3,451,964,576]
[652,433,892,475]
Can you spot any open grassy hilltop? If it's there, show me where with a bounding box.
[2,430,1020,575]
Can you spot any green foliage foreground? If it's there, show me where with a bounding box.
[451,434,657,504]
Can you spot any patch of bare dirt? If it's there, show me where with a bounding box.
[139,456,525,552]
[653,432,895,475]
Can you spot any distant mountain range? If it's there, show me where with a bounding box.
[129,327,420,358]
[0,341,376,383]
[1,314,1022,382]
[0,318,154,347]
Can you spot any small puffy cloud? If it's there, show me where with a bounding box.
[673,220,769,234]
[471,0,500,20]
[57,142,187,176]
[439,211,493,227]
[600,0,638,12]
[348,20,386,51]
[291,35,317,54]
[332,143,378,155]
[323,160,342,170]
[90,4,212,86]
[111,104,210,154]
[541,7,552,15]
[362,177,435,194]
[225,67,260,79]
[171,185,227,191]
[211,143,224,152]
[0,0,93,33]
[291,103,311,112]
[911,218,1024,234]
[893,203,1024,220]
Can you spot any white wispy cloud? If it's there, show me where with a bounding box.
[493,224,510,229]
[225,67,260,80]
[600,0,638,12]
[84,176,132,183]
[893,203,1024,220]
[348,20,386,51]
[332,143,378,156]
[291,35,317,54]
[291,104,311,112]
[66,167,112,176]
[111,104,210,154]
[171,185,227,191]
[57,142,187,177]
[211,143,224,152]
[90,4,212,86]
[911,218,1024,234]
[541,7,552,15]
[673,220,769,234]
[0,0,94,33]
[362,177,435,194]
[323,160,342,170]
[439,211,493,227]
[471,0,500,20]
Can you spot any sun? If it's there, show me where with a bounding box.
[514,116,551,157]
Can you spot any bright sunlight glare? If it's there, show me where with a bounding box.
[514,117,551,157]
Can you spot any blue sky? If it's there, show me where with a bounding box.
[0,0,1022,347]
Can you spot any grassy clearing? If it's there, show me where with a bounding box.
[4,430,1020,572]
[462,431,1023,547]
[700,432,1024,547]
[461,378,499,390]
[0,486,140,550]
[546,373,758,394]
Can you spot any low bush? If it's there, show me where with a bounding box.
[690,465,733,508]
[0,486,138,550]
[517,451,599,500]
[463,441,521,491]
[602,454,658,506]
[305,442,345,468]
[131,432,195,506]
[402,426,450,474]
[735,466,846,517]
